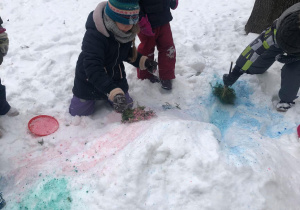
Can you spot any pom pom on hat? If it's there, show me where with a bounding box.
[105,0,140,25]
[276,12,300,55]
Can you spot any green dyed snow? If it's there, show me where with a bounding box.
[17,178,72,210]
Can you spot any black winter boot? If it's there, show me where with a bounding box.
[161,80,172,90]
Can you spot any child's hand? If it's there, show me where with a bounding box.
[113,94,127,113]
[0,32,9,56]
[108,88,127,113]
[145,59,158,74]
[275,54,300,64]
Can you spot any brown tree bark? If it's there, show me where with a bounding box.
[245,0,300,34]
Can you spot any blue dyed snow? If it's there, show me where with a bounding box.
[210,108,231,134]
[167,76,298,166]
[185,79,296,165]
[206,80,295,139]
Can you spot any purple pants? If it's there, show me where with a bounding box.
[69,92,133,116]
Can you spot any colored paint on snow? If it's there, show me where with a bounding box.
[207,80,295,139]
[16,178,71,210]
[185,79,297,165]
[210,108,231,136]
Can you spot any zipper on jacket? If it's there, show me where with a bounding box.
[119,64,123,78]
[112,41,120,78]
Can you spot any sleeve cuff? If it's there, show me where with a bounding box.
[139,56,148,70]
[108,88,124,101]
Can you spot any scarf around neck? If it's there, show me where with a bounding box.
[103,11,136,44]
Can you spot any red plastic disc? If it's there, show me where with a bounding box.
[297,125,300,138]
[28,115,59,136]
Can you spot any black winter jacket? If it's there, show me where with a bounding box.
[139,0,173,29]
[72,2,142,100]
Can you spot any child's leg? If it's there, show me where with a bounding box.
[0,79,11,115]
[156,23,176,80]
[69,95,95,116]
[137,33,156,80]
[279,60,300,102]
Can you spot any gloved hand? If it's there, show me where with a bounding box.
[113,94,127,113]
[145,59,158,74]
[170,0,178,10]
[223,74,238,87]
[108,88,127,113]
[223,66,243,87]
[0,31,9,56]
[275,54,300,64]
[138,15,155,36]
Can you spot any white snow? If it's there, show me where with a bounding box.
[1,0,300,209]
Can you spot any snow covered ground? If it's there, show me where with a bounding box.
[1,0,300,209]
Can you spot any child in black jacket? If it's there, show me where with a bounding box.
[69,0,157,116]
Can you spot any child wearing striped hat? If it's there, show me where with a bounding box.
[69,0,158,116]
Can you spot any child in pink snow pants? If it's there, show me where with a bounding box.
[137,0,178,90]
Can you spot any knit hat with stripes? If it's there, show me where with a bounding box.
[105,0,140,25]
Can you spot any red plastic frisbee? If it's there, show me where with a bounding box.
[297,124,300,138]
[28,115,59,136]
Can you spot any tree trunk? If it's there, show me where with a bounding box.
[245,0,300,34]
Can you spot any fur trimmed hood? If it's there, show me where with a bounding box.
[92,1,110,37]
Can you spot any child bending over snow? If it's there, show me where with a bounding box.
[223,3,300,112]
[69,0,158,116]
